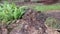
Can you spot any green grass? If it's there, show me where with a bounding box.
[33,5,60,12]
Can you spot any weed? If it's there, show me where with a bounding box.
[0,2,26,24]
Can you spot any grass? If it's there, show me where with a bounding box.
[33,5,60,12]
[0,2,27,24]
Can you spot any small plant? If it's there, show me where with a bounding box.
[45,17,60,29]
[0,2,26,24]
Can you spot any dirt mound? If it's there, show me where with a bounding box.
[9,8,47,34]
